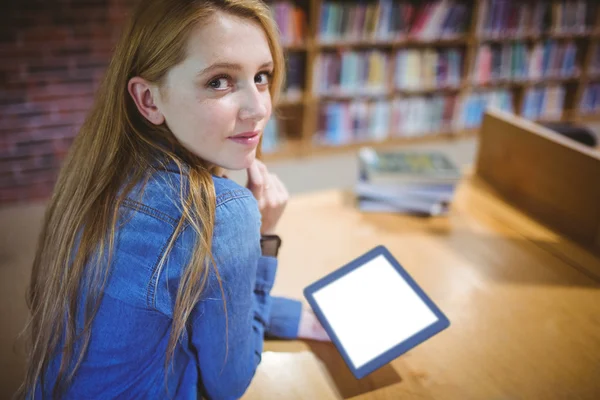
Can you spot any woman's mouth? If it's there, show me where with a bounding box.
[228,131,260,146]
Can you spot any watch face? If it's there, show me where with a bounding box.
[261,235,282,256]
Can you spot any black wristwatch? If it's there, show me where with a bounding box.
[260,234,282,257]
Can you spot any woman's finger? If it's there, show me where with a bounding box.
[271,173,288,199]
[270,173,287,204]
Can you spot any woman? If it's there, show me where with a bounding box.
[18,0,327,398]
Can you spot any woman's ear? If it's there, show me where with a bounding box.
[127,77,165,125]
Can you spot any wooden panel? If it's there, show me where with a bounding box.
[476,108,600,253]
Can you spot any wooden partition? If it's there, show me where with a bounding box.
[476,108,600,254]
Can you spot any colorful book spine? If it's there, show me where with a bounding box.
[472,40,578,83]
[478,0,552,38]
[318,1,468,43]
[454,90,514,129]
[521,85,565,120]
[313,50,389,96]
[262,117,281,153]
[391,95,457,137]
[552,0,595,34]
[395,48,463,90]
[580,84,600,114]
[473,42,530,83]
[283,52,304,100]
[315,100,391,145]
[269,1,307,46]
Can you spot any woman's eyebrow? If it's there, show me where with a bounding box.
[197,61,274,77]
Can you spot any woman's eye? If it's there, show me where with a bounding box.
[255,72,271,85]
[208,77,230,90]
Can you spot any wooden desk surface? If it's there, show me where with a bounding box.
[256,177,600,400]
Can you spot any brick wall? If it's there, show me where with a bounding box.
[0,0,134,205]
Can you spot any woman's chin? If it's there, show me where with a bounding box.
[218,149,257,171]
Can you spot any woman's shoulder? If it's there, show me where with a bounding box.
[106,169,259,313]
[123,167,256,225]
[212,175,255,208]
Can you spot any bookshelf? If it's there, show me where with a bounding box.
[264,0,600,160]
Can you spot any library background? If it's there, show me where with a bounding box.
[263,0,600,158]
[2,0,600,203]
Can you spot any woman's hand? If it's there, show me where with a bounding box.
[246,159,289,235]
[297,306,331,342]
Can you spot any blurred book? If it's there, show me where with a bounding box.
[579,83,600,115]
[454,89,514,130]
[521,85,565,121]
[395,48,463,90]
[315,100,390,146]
[262,117,281,154]
[355,147,461,216]
[269,1,307,46]
[391,94,457,137]
[317,0,468,43]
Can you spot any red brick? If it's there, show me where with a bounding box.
[0,0,132,204]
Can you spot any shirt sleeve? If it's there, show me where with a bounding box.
[267,295,302,339]
[187,194,276,400]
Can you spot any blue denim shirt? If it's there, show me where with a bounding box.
[37,167,302,399]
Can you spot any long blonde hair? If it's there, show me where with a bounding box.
[17,0,284,398]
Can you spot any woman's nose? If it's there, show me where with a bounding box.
[239,86,268,122]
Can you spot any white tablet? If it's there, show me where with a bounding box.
[304,246,450,379]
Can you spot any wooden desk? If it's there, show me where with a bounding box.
[248,178,600,400]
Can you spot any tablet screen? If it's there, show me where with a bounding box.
[311,254,439,369]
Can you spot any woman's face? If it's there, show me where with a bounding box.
[155,11,273,170]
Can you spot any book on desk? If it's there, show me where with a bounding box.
[355,147,461,216]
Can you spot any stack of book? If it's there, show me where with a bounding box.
[355,147,461,217]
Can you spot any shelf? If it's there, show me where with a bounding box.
[395,36,469,47]
[533,116,564,124]
[314,86,464,100]
[276,96,304,107]
[477,31,593,42]
[395,86,463,95]
[261,139,304,161]
[315,92,390,101]
[574,113,600,123]
[315,35,468,50]
[283,43,308,51]
[308,130,465,157]
[549,31,594,39]
[316,39,396,49]
[468,76,580,89]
